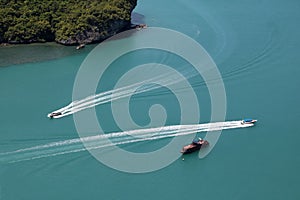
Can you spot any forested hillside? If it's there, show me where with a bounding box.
[0,0,137,44]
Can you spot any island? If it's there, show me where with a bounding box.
[0,0,137,45]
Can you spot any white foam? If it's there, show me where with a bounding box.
[0,120,254,163]
[47,69,197,118]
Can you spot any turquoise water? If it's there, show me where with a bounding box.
[1,0,300,199]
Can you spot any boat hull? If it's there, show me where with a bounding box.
[181,140,209,154]
[181,145,202,154]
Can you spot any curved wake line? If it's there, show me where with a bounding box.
[47,68,198,119]
[0,120,253,163]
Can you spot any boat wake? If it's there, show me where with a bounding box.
[0,120,253,163]
[47,69,198,119]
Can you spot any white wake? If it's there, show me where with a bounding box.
[0,120,253,163]
[47,70,196,119]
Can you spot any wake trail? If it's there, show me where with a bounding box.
[48,69,197,118]
[0,120,253,163]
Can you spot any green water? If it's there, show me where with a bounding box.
[1,0,300,199]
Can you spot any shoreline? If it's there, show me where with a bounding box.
[0,23,147,47]
[0,23,147,67]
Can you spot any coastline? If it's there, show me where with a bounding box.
[0,22,146,47]
[0,21,147,67]
[0,22,133,47]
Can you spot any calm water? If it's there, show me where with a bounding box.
[1,0,300,199]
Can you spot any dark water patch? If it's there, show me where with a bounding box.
[0,43,95,67]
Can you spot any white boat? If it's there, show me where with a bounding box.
[47,112,62,119]
[241,119,257,124]
[76,44,85,50]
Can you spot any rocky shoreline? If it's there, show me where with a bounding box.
[56,20,132,46]
[0,22,144,47]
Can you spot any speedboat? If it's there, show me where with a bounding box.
[49,112,62,118]
[132,24,148,30]
[241,118,257,124]
[181,138,209,154]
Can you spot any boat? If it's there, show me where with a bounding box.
[49,112,62,118]
[76,44,85,50]
[181,138,209,154]
[241,118,257,124]
[132,24,147,30]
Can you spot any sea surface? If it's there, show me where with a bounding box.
[1,0,300,199]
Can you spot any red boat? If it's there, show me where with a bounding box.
[181,138,209,154]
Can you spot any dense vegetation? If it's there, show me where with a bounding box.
[0,0,137,44]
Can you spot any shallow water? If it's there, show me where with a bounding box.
[0,0,300,199]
